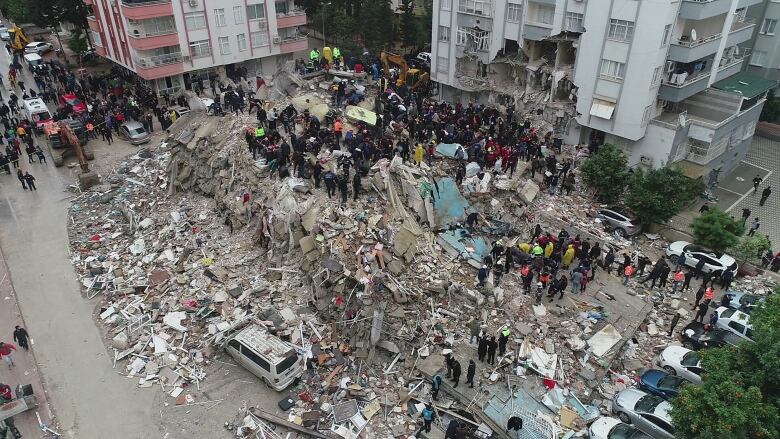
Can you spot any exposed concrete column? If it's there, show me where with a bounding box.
[708,0,740,87]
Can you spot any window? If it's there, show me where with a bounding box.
[275,1,289,14]
[729,321,746,334]
[761,18,777,35]
[90,30,102,47]
[189,39,211,58]
[214,8,226,27]
[458,0,491,17]
[600,59,626,80]
[185,13,207,30]
[128,16,176,37]
[437,56,449,72]
[652,66,662,85]
[233,6,244,24]
[662,24,671,46]
[532,5,554,25]
[608,19,635,42]
[251,30,269,47]
[439,25,450,42]
[751,50,768,66]
[237,33,247,51]
[218,37,231,54]
[241,346,271,371]
[276,353,298,374]
[247,3,266,21]
[507,3,521,22]
[456,26,467,45]
[441,0,452,10]
[565,12,583,32]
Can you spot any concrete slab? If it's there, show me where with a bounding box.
[432,177,469,227]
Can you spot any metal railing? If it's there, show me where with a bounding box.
[280,34,307,43]
[135,52,183,69]
[650,110,688,130]
[121,0,171,6]
[662,54,745,88]
[128,26,177,38]
[674,18,755,47]
[276,9,305,17]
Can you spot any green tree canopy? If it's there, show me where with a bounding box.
[730,234,771,264]
[580,144,630,204]
[691,207,743,251]
[0,0,30,23]
[671,292,780,439]
[625,167,703,226]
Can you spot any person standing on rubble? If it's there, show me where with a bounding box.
[498,326,510,356]
[658,264,671,289]
[466,360,476,388]
[324,170,337,198]
[692,284,706,309]
[477,265,488,287]
[468,319,481,345]
[478,335,488,362]
[622,264,634,286]
[570,269,583,295]
[338,174,349,205]
[486,336,498,365]
[413,143,424,166]
[671,268,685,294]
[695,301,709,323]
[668,312,681,337]
[431,374,442,401]
[451,358,462,388]
[352,172,361,201]
[535,282,544,305]
[418,403,434,436]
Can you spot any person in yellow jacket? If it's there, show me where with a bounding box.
[562,244,575,268]
[518,242,531,254]
[544,241,554,258]
[413,143,424,165]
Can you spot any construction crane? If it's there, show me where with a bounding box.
[8,26,29,53]
[380,50,430,91]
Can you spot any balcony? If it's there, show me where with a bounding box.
[276,10,306,28]
[280,36,308,54]
[659,56,745,102]
[128,32,179,51]
[680,0,763,20]
[95,46,107,57]
[83,0,94,4]
[524,23,552,41]
[87,15,100,32]
[120,0,174,21]
[134,52,184,80]
[668,19,755,63]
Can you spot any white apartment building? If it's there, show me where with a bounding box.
[744,1,780,82]
[85,0,309,95]
[432,0,775,177]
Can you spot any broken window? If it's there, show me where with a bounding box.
[564,12,583,32]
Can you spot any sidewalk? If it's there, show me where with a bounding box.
[0,245,54,438]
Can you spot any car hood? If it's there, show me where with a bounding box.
[720,254,737,267]
[589,417,621,438]
[668,241,690,253]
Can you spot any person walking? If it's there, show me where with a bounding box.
[760,186,772,206]
[23,171,36,191]
[466,360,476,388]
[668,312,681,337]
[695,301,708,323]
[692,285,706,309]
[15,168,25,189]
[451,359,462,388]
[752,174,762,194]
[0,342,16,368]
[12,326,29,351]
[486,336,497,365]
[748,217,760,237]
[34,145,46,164]
[622,264,634,286]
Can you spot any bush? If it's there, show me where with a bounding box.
[691,208,743,251]
[580,144,629,204]
[625,167,704,227]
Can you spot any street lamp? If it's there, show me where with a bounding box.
[322,2,332,48]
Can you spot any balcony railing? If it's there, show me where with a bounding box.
[662,54,746,88]
[280,34,307,43]
[135,52,183,69]
[128,27,177,38]
[674,18,755,47]
[121,0,171,5]
[276,9,305,17]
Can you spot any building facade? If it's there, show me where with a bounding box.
[84,0,309,94]
[744,1,780,82]
[431,0,774,178]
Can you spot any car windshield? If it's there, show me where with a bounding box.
[130,127,146,135]
[683,244,723,258]
[658,375,685,389]
[681,351,700,367]
[275,352,298,374]
[635,394,664,412]
[610,423,653,439]
[720,308,737,319]
[67,97,82,105]
[741,295,758,306]
[712,330,744,346]
[32,111,51,121]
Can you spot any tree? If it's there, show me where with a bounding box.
[0,0,30,23]
[399,0,416,47]
[67,30,88,56]
[580,144,629,203]
[760,89,780,123]
[625,167,703,226]
[730,234,771,265]
[671,292,780,439]
[691,208,743,251]
[357,0,394,54]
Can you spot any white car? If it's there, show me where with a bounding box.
[415,52,431,65]
[0,27,9,41]
[657,346,703,384]
[589,416,653,439]
[612,388,675,439]
[715,306,753,341]
[665,241,737,276]
[25,41,53,54]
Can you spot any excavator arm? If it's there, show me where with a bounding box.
[379,51,408,87]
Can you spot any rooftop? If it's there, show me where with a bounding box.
[713,72,778,100]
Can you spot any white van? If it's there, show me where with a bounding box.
[23,53,43,69]
[225,325,303,391]
[715,306,753,341]
[22,98,52,130]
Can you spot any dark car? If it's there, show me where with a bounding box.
[680,321,744,350]
[639,369,688,399]
[720,291,764,315]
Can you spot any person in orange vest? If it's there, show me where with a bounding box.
[86,122,95,139]
[333,118,343,146]
[671,269,685,294]
[623,264,634,286]
[704,286,715,304]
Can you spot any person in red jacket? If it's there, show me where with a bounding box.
[0,342,16,369]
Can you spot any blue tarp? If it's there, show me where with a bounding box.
[439,228,490,266]
[432,177,469,226]
[435,143,462,158]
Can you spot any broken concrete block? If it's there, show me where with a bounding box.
[520,180,540,204]
[139,218,155,229]
[112,331,129,349]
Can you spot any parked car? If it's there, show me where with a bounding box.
[639,369,688,399]
[169,105,191,117]
[224,324,303,391]
[415,52,431,66]
[59,93,89,114]
[24,41,53,54]
[720,291,763,314]
[680,321,745,350]
[612,388,675,439]
[589,416,653,439]
[0,27,10,41]
[80,48,98,63]
[657,346,703,384]
[665,241,738,276]
[595,207,641,237]
[715,306,753,341]
[118,121,151,145]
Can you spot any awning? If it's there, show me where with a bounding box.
[590,99,615,120]
[713,72,778,100]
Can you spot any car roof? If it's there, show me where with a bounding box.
[682,243,725,259]
[641,369,667,385]
[603,207,637,218]
[716,306,750,324]
[616,388,646,408]
[122,120,144,130]
[233,325,296,364]
[26,42,45,46]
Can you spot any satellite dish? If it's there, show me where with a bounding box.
[691,29,697,41]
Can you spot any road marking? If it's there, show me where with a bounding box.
[725,169,773,213]
[743,160,772,173]
[717,186,742,196]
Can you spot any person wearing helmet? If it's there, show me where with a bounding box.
[535,282,544,305]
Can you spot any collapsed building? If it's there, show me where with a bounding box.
[431,0,775,181]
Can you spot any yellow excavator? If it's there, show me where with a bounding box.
[380,50,430,91]
[8,26,29,53]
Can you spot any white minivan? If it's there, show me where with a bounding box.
[715,306,753,341]
[225,325,303,391]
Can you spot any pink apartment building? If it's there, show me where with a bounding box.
[84,0,309,93]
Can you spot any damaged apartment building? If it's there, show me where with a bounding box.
[432,0,777,177]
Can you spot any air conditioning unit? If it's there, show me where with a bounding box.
[272,36,281,44]
[188,0,198,7]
